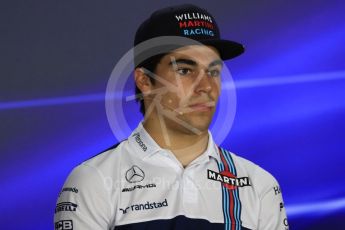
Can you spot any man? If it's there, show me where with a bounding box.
[55,4,288,230]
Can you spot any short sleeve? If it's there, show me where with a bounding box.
[54,164,113,230]
[258,177,289,230]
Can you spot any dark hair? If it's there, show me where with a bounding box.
[135,53,166,115]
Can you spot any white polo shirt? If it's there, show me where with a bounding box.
[54,123,288,230]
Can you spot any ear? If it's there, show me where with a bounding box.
[134,68,153,96]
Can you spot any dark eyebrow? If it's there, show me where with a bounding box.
[168,58,197,66]
[168,58,223,68]
[209,59,223,68]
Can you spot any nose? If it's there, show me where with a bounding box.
[194,70,212,94]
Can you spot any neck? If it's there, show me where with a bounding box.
[143,117,209,167]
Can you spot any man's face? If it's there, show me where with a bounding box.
[145,45,222,134]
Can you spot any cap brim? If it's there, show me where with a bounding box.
[200,39,245,60]
[134,36,244,67]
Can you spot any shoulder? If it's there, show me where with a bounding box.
[63,140,128,189]
[82,140,127,174]
[55,144,128,227]
[219,147,280,196]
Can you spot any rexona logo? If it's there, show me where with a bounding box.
[207,169,251,190]
[55,220,73,230]
[119,199,168,214]
[55,202,78,213]
[132,132,147,152]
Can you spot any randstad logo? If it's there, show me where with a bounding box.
[119,199,168,214]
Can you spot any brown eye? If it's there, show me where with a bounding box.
[207,69,221,77]
[176,68,192,76]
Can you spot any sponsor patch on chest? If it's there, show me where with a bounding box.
[207,169,251,190]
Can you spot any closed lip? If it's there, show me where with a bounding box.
[188,102,215,111]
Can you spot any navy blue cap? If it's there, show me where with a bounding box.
[134,4,244,61]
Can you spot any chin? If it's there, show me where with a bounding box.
[192,121,211,132]
[181,115,213,134]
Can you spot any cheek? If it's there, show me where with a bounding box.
[212,79,221,96]
[161,91,181,108]
[178,78,196,97]
[163,77,193,104]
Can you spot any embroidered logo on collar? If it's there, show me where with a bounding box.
[207,169,251,190]
[132,132,147,152]
[126,165,145,183]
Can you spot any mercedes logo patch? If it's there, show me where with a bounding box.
[125,165,145,183]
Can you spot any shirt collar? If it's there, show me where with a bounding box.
[128,122,221,163]
[128,122,161,159]
[205,130,222,163]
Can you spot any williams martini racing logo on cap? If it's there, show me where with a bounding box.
[175,12,215,37]
[207,169,251,190]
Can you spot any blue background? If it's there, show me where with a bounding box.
[1,0,344,229]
